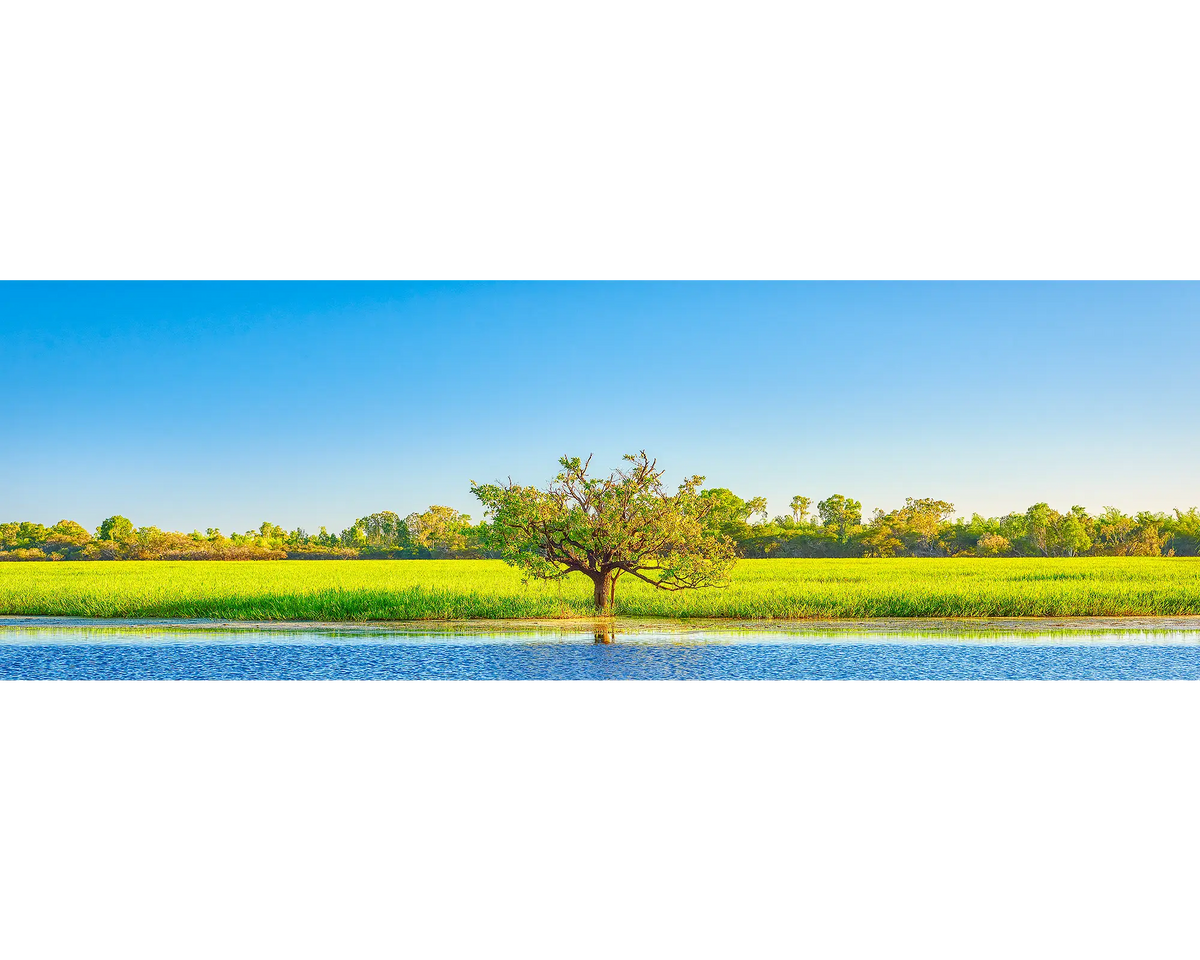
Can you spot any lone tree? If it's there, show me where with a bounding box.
[790,495,812,524]
[471,452,737,615]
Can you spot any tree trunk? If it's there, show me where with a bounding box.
[592,570,615,615]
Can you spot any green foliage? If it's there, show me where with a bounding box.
[1,522,50,551]
[817,494,862,542]
[472,452,737,613]
[697,488,754,539]
[789,495,812,524]
[745,497,769,524]
[97,515,134,543]
[861,510,903,558]
[975,533,1012,557]
[896,498,955,553]
[353,511,409,550]
[405,506,477,557]
[47,520,92,547]
[1170,508,1200,556]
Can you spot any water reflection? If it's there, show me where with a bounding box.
[3,616,1200,647]
[4,617,1200,681]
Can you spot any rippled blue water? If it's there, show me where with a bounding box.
[4,619,1200,679]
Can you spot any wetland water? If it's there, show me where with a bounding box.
[4,617,1200,679]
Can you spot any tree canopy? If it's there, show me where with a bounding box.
[470,452,737,615]
[818,494,862,542]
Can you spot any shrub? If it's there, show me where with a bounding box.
[976,533,1012,557]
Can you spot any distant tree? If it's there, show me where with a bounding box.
[745,496,769,525]
[790,495,812,524]
[352,510,409,550]
[1,522,48,549]
[471,452,737,617]
[1058,514,1092,557]
[1168,508,1200,556]
[1128,512,1169,556]
[46,520,92,547]
[1022,503,1055,556]
[895,497,955,555]
[405,506,472,557]
[697,488,751,538]
[976,533,1012,557]
[98,515,134,543]
[862,509,903,557]
[998,512,1028,549]
[24,522,50,544]
[1095,506,1134,554]
[944,513,1000,555]
[818,494,862,542]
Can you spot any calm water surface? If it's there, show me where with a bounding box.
[4,617,1200,679]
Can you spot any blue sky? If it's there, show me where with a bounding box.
[2,282,1197,534]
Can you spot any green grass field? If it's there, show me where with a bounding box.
[2,558,1200,620]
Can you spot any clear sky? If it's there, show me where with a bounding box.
[3,282,1197,534]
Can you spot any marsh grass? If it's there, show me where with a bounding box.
[2,558,1200,621]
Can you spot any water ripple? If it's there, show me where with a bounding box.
[5,619,1200,679]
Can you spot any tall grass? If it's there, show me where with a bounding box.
[2,558,1200,620]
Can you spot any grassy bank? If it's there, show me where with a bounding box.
[2,558,1200,620]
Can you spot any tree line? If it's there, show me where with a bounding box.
[3,492,1199,561]
[725,494,1200,558]
[0,506,479,561]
